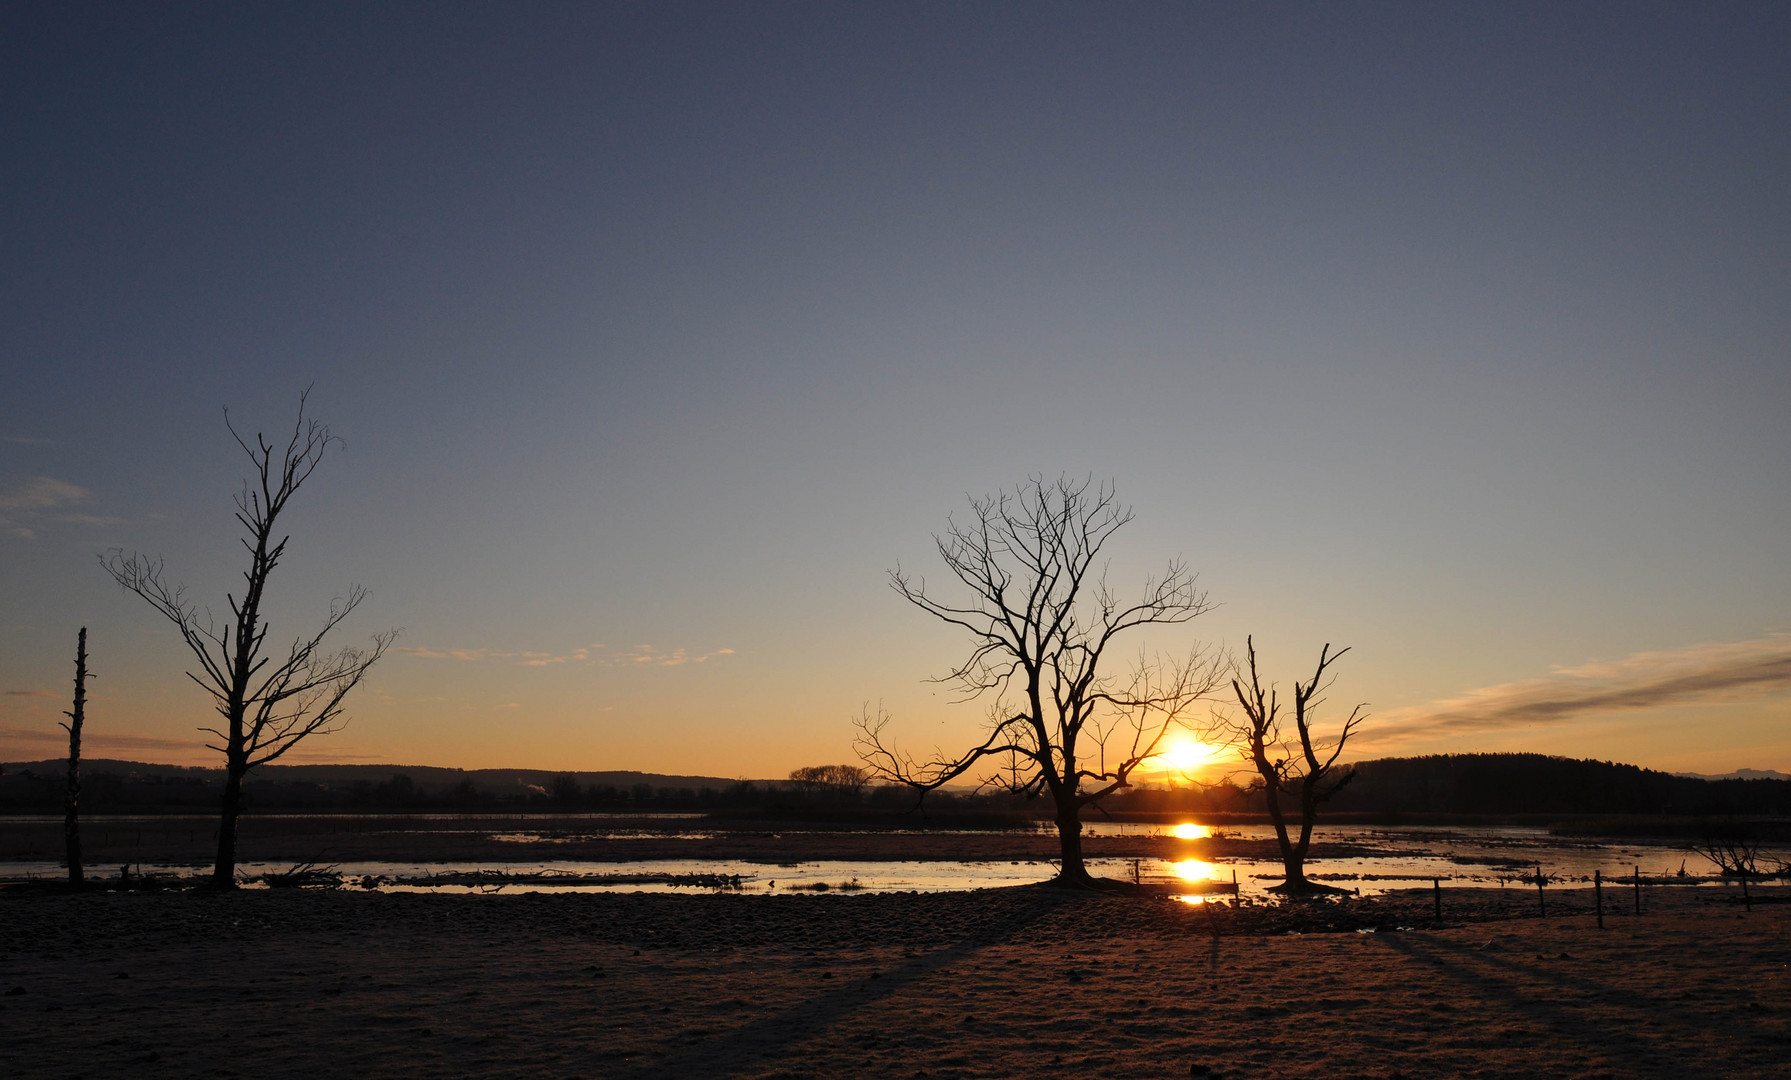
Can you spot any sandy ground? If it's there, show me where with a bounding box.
[2,884,1787,1079]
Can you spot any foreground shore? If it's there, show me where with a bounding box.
[2,885,1786,1078]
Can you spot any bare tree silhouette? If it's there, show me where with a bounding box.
[61,626,88,886]
[855,476,1220,886]
[1213,636,1365,894]
[102,391,395,887]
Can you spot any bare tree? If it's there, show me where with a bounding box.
[102,391,395,887]
[61,627,89,887]
[1212,636,1364,894]
[855,477,1220,886]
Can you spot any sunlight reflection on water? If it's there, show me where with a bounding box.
[487,832,719,843]
[4,853,1782,901]
[1172,858,1220,882]
[8,820,1783,900]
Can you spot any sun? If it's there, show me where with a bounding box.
[1158,736,1225,773]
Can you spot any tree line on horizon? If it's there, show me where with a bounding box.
[8,752,1789,818]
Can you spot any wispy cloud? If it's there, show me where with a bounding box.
[0,476,118,538]
[396,642,735,669]
[396,644,606,665]
[1365,633,1791,745]
[0,726,204,752]
[521,647,597,667]
[395,646,503,661]
[4,690,59,698]
[619,645,736,667]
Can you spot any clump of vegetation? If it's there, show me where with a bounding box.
[113,865,167,892]
[261,862,343,889]
[1690,824,1789,879]
[787,765,870,802]
[788,878,864,892]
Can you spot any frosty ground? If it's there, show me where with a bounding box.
[2,883,1787,1078]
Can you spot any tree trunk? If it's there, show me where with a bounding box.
[214,761,244,887]
[1052,800,1095,885]
[63,627,87,887]
[1290,785,1320,887]
[1261,778,1311,891]
[1276,853,1312,890]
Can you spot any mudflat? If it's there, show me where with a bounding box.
[1,885,1786,1078]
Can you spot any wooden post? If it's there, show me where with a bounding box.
[1537,863,1546,917]
[1634,865,1641,915]
[61,627,88,887]
[1741,873,1752,913]
[1595,869,1603,929]
[1232,868,1239,903]
[1433,878,1442,924]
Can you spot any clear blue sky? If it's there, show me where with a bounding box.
[4,2,1788,777]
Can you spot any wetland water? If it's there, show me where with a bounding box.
[3,814,1778,898]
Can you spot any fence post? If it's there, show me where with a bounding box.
[1634,865,1641,915]
[1433,878,1442,924]
[1741,873,1752,913]
[1595,869,1603,929]
[1537,863,1546,917]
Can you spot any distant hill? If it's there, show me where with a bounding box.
[256,762,756,797]
[1674,768,1791,782]
[6,752,1791,817]
[1107,752,1791,818]
[0,758,774,812]
[1327,753,1791,816]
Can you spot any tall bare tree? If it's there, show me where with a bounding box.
[1213,636,1365,894]
[61,626,89,887]
[856,477,1220,886]
[102,391,395,887]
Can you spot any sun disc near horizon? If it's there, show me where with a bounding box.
[1158,736,1226,773]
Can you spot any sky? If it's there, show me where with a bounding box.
[2,2,1788,779]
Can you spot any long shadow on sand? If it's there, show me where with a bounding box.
[1375,931,1714,1077]
[637,887,1075,1077]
